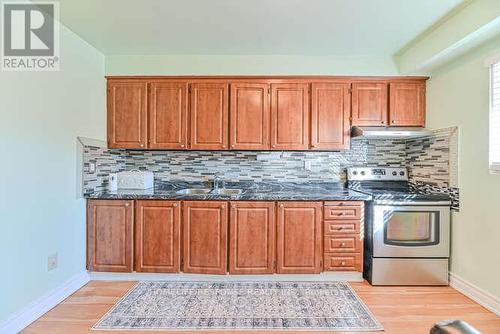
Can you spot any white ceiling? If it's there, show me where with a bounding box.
[47,0,464,56]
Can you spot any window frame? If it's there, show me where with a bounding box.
[489,60,500,174]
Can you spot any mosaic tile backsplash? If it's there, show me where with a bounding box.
[82,127,459,209]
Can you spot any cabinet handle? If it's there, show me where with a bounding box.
[173,203,178,207]
[221,204,226,209]
[180,144,185,148]
[392,120,396,124]
[272,145,276,148]
[222,145,227,149]
[338,212,344,216]
[341,261,346,266]
[231,144,235,148]
[125,203,130,207]
[279,204,284,208]
[139,144,144,148]
[340,242,346,247]
[381,121,385,124]
[338,226,343,230]
[311,144,317,148]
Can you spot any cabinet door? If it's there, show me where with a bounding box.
[107,81,148,149]
[270,83,309,150]
[352,82,388,126]
[183,201,228,274]
[135,200,181,273]
[310,83,351,150]
[229,202,275,274]
[149,82,188,149]
[276,202,322,273]
[87,200,134,272]
[189,83,229,150]
[230,83,270,150]
[389,82,425,126]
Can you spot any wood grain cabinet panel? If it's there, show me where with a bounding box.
[230,83,270,150]
[135,200,181,273]
[107,81,148,149]
[189,83,229,150]
[351,82,388,126]
[389,82,425,126]
[183,201,228,274]
[229,201,275,274]
[276,202,322,273]
[324,253,362,271]
[310,82,351,150]
[270,83,309,150]
[324,234,362,253]
[148,82,188,149]
[87,200,134,272]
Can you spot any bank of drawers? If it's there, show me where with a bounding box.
[323,201,364,272]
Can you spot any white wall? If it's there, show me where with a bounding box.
[427,36,500,300]
[0,24,105,322]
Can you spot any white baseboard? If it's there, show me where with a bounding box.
[449,272,500,316]
[0,271,90,334]
[89,271,363,282]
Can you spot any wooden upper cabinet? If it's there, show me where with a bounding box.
[87,200,134,272]
[310,83,351,150]
[276,202,322,274]
[183,201,228,274]
[270,83,309,150]
[351,82,388,126]
[149,82,188,149]
[107,81,148,149]
[230,83,270,150]
[229,201,275,274]
[135,200,181,273]
[389,82,425,126]
[189,83,229,150]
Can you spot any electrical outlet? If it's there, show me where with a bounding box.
[88,162,96,173]
[304,161,312,171]
[48,253,58,271]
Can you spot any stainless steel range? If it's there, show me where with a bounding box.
[347,167,452,286]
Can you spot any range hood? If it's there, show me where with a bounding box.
[351,126,433,139]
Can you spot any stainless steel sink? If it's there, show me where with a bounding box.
[175,188,243,196]
[175,188,212,195]
[212,188,243,196]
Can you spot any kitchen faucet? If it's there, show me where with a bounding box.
[213,174,225,192]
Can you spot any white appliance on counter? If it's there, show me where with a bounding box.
[110,170,154,190]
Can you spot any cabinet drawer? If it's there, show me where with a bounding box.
[324,234,362,253]
[323,206,361,220]
[324,220,360,235]
[324,253,362,271]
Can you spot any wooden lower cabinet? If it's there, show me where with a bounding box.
[182,201,228,274]
[276,202,322,274]
[229,201,275,274]
[87,199,362,274]
[135,200,181,273]
[87,200,134,272]
[323,201,364,272]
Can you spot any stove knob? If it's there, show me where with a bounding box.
[392,171,397,176]
[352,171,357,175]
[360,171,366,176]
[400,171,405,176]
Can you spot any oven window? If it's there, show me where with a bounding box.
[384,211,440,246]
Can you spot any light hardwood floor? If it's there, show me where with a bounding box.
[22,280,500,334]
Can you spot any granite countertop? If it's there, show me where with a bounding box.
[85,181,372,201]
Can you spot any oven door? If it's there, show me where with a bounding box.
[372,204,450,258]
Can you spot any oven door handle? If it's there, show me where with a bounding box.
[373,200,451,206]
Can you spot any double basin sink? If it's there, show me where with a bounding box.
[175,188,243,196]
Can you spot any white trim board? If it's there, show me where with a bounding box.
[89,271,363,282]
[0,271,90,334]
[449,272,500,316]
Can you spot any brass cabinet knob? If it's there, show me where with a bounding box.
[173,203,178,207]
[341,261,346,266]
[139,144,144,148]
[381,121,385,124]
[338,226,343,230]
[279,204,284,208]
[272,145,276,148]
[392,120,396,124]
[231,144,235,148]
[180,144,185,148]
[222,145,227,149]
[221,204,226,209]
[311,144,317,148]
[340,242,346,247]
[125,203,130,207]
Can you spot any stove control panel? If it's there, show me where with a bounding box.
[347,167,408,181]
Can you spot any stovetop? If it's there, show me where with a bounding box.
[347,180,451,204]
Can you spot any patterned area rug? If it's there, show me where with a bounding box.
[93,281,383,331]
